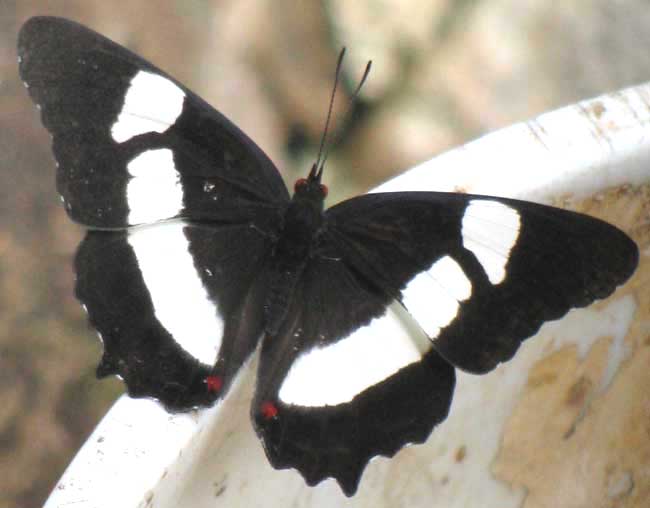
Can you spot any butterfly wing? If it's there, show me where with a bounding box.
[253,252,456,496]
[18,16,289,229]
[325,191,638,373]
[253,191,636,495]
[19,16,289,410]
[75,222,272,411]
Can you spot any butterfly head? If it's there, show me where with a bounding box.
[293,163,328,202]
[291,50,369,209]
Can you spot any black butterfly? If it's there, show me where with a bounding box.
[18,16,638,496]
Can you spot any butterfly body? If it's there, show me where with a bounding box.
[18,16,638,497]
[259,171,328,334]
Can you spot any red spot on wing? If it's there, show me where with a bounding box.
[205,375,223,393]
[320,184,328,197]
[260,400,279,420]
[294,178,308,192]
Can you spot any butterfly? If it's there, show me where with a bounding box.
[18,16,638,496]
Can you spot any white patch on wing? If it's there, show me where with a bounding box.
[127,222,224,365]
[126,148,183,225]
[279,303,428,407]
[111,71,185,143]
[462,199,521,284]
[401,255,472,338]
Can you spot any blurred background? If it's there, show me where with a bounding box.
[3,1,650,506]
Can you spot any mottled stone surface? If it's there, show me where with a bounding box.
[493,186,650,508]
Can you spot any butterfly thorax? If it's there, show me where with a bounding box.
[275,194,324,261]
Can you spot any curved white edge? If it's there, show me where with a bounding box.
[374,83,650,202]
[43,82,650,508]
[43,396,219,508]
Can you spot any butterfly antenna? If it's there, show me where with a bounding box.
[313,47,347,181]
[316,58,372,179]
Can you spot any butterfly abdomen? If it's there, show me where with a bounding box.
[264,269,301,336]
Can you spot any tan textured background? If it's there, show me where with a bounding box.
[491,188,650,508]
[2,1,650,506]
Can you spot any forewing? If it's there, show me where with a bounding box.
[253,254,456,496]
[325,192,638,373]
[75,222,271,411]
[18,16,289,228]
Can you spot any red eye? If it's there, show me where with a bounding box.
[294,178,308,192]
[320,184,328,197]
